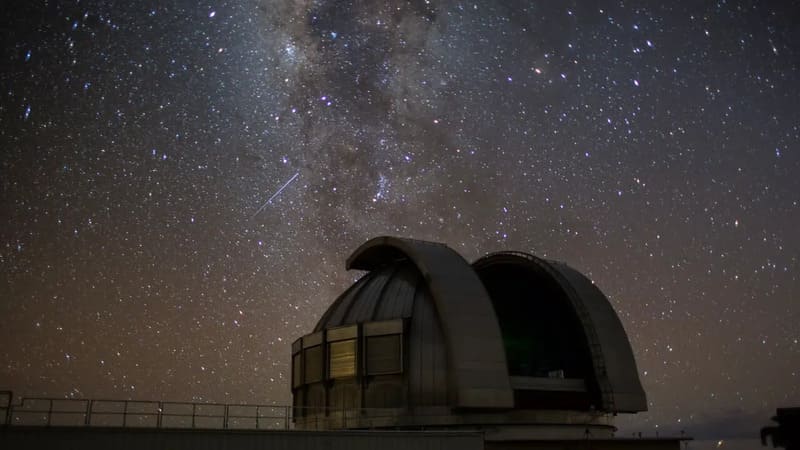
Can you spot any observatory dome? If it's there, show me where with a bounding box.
[291,236,646,440]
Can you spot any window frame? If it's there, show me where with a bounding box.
[303,345,323,384]
[363,319,404,376]
[291,338,303,388]
[327,338,357,379]
[365,333,403,376]
[325,324,358,380]
[301,331,324,384]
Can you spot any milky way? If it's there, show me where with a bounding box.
[1,0,798,439]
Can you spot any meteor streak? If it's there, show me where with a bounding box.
[251,172,299,218]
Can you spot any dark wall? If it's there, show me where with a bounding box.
[0,427,484,450]
[486,439,683,450]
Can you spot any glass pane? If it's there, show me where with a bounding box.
[304,346,323,383]
[328,340,356,378]
[366,334,401,375]
[292,353,302,387]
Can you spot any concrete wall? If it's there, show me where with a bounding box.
[0,426,686,450]
[0,427,484,450]
[486,438,684,450]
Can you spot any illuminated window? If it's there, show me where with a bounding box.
[328,339,356,379]
[304,345,323,383]
[292,353,302,388]
[366,334,402,375]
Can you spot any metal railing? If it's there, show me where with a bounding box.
[0,391,292,430]
[0,390,614,432]
[0,391,416,431]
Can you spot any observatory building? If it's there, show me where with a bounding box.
[291,236,648,442]
[0,235,683,450]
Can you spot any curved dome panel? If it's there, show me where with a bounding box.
[315,263,421,331]
[347,236,514,408]
[472,252,647,413]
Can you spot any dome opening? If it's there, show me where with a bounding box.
[476,263,593,380]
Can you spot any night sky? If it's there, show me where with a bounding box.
[1,0,798,440]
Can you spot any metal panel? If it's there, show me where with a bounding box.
[304,346,323,384]
[292,353,302,388]
[306,383,326,411]
[348,236,513,409]
[292,338,302,354]
[327,325,357,341]
[303,332,323,348]
[328,380,359,411]
[345,268,393,324]
[547,261,648,412]
[365,335,402,375]
[318,275,369,331]
[409,285,449,406]
[400,275,418,318]
[364,379,405,409]
[373,265,419,321]
[363,319,403,336]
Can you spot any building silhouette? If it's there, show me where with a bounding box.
[2,236,688,449]
[291,236,675,448]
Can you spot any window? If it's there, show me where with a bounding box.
[328,339,356,379]
[292,353,303,388]
[304,345,323,383]
[365,334,402,375]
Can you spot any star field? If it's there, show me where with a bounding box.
[1,0,798,440]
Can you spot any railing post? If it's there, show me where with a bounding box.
[191,403,196,428]
[46,399,53,426]
[255,406,260,429]
[223,405,229,429]
[284,406,290,430]
[85,400,93,426]
[157,402,163,428]
[123,401,128,427]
